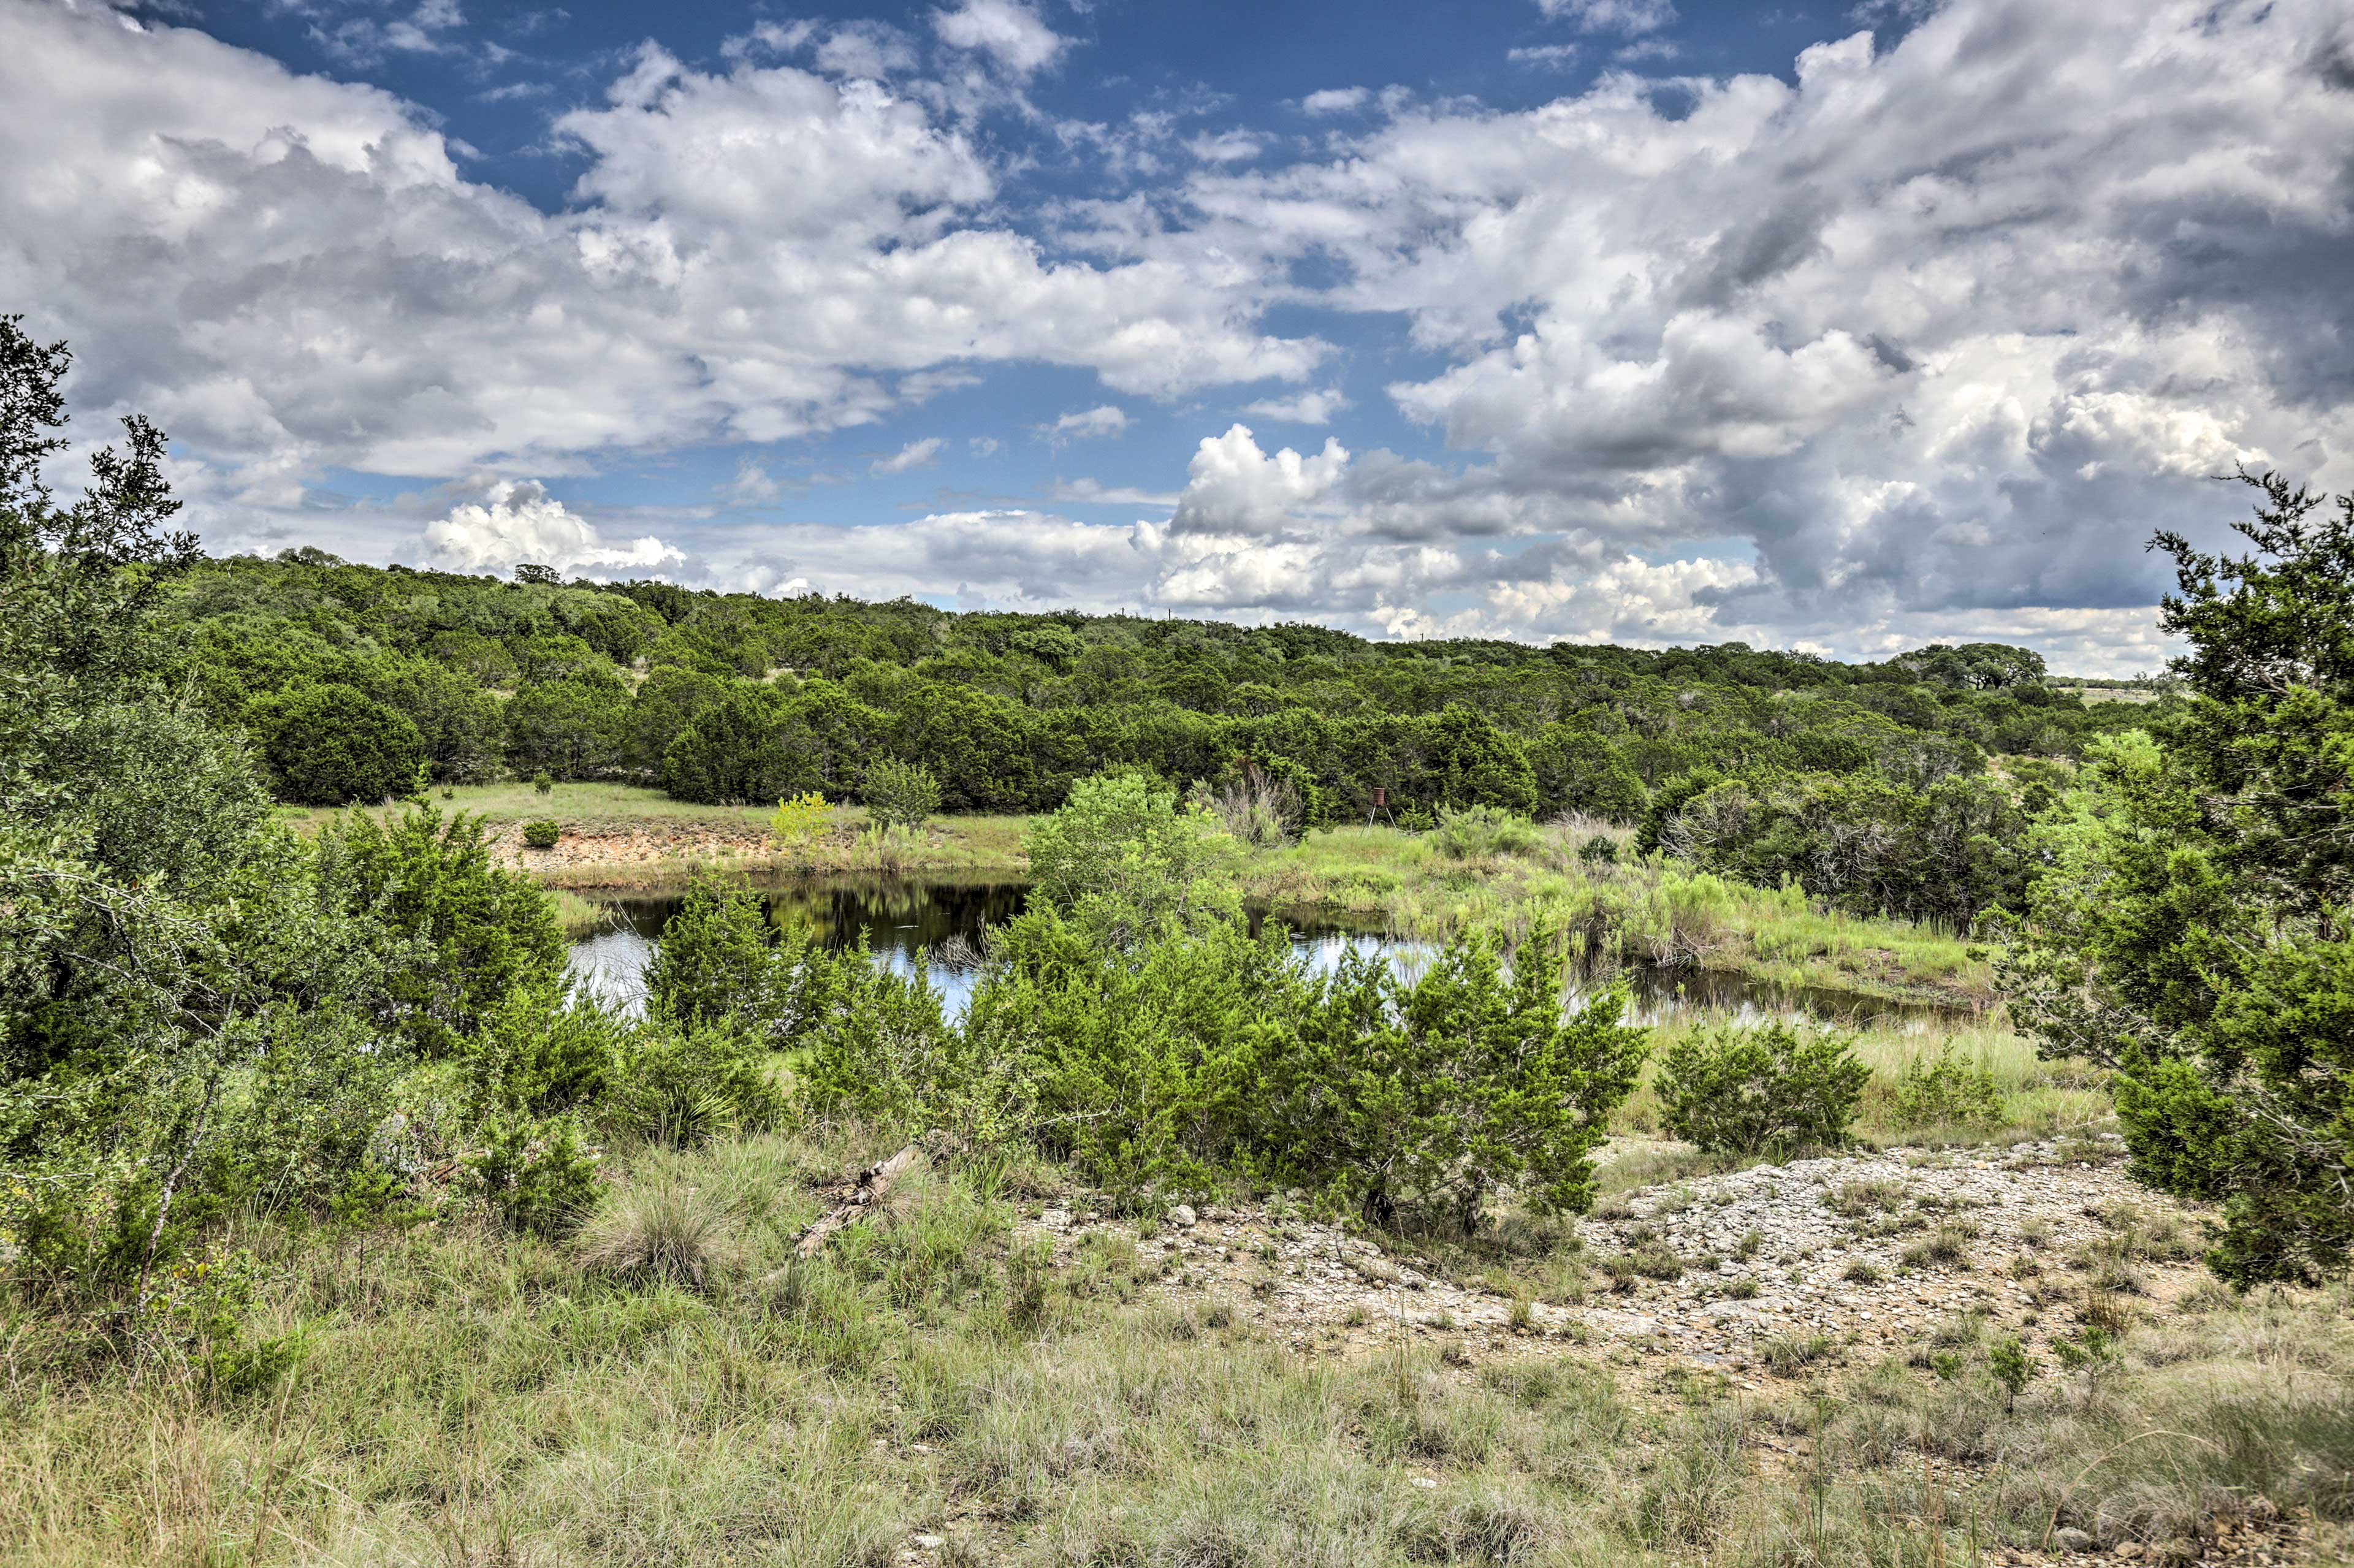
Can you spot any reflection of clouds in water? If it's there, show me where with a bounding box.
[567,926,657,1015]
[562,910,1002,1020]
[568,924,1392,1021]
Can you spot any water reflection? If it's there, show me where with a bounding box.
[563,877,1963,1030]
[566,877,1024,1018]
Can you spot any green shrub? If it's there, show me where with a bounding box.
[311,796,568,1054]
[470,982,622,1117]
[532,771,553,795]
[642,868,776,1031]
[612,1021,783,1147]
[798,947,962,1128]
[1431,803,1544,861]
[1887,1043,2005,1127]
[467,1114,601,1237]
[768,790,831,846]
[1022,771,1231,943]
[958,904,1282,1195]
[950,905,1649,1225]
[520,818,560,849]
[251,682,427,804]
[1578,833,1620,866]
[862,756,943,831]
[1987,1334,2036,1412]
[1252,925,1650,1231]
[1655,1021,1870,1157]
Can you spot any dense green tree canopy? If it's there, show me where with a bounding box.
[154,555,2135,820]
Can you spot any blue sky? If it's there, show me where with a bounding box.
[9,0,2353,667]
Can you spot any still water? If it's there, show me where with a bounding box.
[563,875,1961,1029]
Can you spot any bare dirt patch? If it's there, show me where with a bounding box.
[494,821,774,880]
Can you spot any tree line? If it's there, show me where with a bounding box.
[164,528,2147,923]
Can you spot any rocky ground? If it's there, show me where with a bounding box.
[1004,1135,2327,1567]
[1026,1133,2198,1377]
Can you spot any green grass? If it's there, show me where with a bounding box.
[1235,823,1997,1007]
[7,1122,2346,1567]
[275,779,783,832]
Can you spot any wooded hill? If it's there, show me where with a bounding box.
[166,550,2157,921]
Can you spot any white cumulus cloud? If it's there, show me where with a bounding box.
[1241,388,1352,425]
[1170,425,1352,536]
[425,482,685,576]
[1300,87,1371,115]
[1535,0,1676,34]
[931,0,1067,77]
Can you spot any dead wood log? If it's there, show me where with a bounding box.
[794,1142,925,1257]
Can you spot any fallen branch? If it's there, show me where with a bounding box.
[795,1143,926,1258]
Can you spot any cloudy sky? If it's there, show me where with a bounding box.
[7,0,2352,668]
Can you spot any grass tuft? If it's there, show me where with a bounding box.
[574,1174,745,1290]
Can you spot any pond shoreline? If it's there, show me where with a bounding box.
[562,868,1987,1027]
[458,787,1995,1014]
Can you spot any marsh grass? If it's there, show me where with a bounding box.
[1236,824,1997,1006]
[547,885,612,938]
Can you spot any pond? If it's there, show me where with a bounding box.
[563,875,1965,1029]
